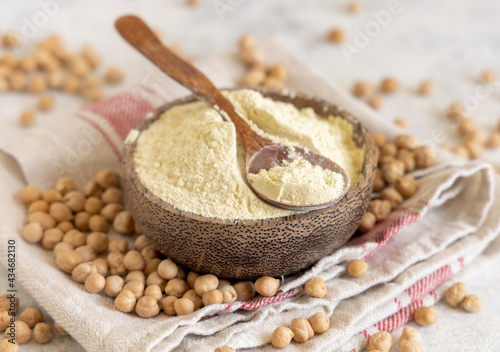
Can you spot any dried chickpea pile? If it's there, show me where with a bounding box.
[270,312,330,348]
[18,170,299,322]
[444,282,483,313]
[0,294,68,351]
[0,32,124,127]
[356,133,435,234]
[237,35,288,89]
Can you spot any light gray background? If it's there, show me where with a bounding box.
[1,0,499,351]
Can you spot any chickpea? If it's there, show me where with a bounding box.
[271,326,294,348]
[115,289,137,313]
[396,149,415,172]
[144,258,162,277]
[114,211,134,234]
[373,169,385,193]
[232,281,255,301]
[83,180,103,197]
[368,94,382,109]
[19,306,44,328]
[96,169,120,188]
[123,280,145,300]
[162,296,178,316]
[22,222,44,243]
[28,74,48,93]
[43,189,62,203]
[108,239,128,254]
[370,133,386,148]
[157,259,179,280]
[6,321,32,343]
[108,252,127,276]
[382,160,405,184]
[134,295,159,318]
[53,242,74,256]
[57,221,74,233]
[399,339,423,352]
[88,214,108,232]
[367,331,392,352]
[49,202,73,222]
[0,294,18,313]
[182,289,203,310]
[104,275,124,298]
[462,294,483,313]
[84,196,103,215]
[165,278,190,298]
[144,285,162,302]
[186,272,200,289]
[100,203,124,222]
[146,271,167,291]
[290,318,314,343]
[8,70,26,92]
[134,222,142,234]
[395,176,419,198]
[194,274,219,296]
[72,262,98,283]
[93,258,109,276]
[174,297,195,316]
[238,34,257,51]
[394,118,408,129]
[465,140,484,159]
[75,245,97,262]
[358,212,376,233]
[202,289,223,306]
[414,306,436,325]
[56,249,83,273]
[308,312,330,334]
[54,322,68,336]
[367,200,391,221]
[63,229,86,248]
[41,228,63,250]
[380,143,397,158]
[123,250,146,271]
[381,188,403,209]
[268,64,287,81]
[74,211,91,231]
[104,67,124,83]
[0,309,9,332]
[262,76,284,89]
[48,69,65,88]
[20,185,42,206]
[347,259,368,278]
[352,81,373,97]
[327,29,345,43]
[254,276,280,297]
[486,132,500,148]
[395,135,420,150]
[141,246,159,262]
[33,322,54,344]
[304,277,327,298]
[0,339,18,352]
[413,146,436,168]
[481,69,495,83]
[444,282,467,308]
[242,67,265,86]
[125,271,146,285]
[86,231,108,253]
[239,48,263,68]
[380,77,399,94]
[28,211,56,230]
[399,326,422,344]
[28,199,49,214]
[63,190,85,212]
[215,346,236,352]
[20,110,35,127]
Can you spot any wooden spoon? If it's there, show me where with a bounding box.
[115,15,350,211]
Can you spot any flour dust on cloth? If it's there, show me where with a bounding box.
[1,38,500,352]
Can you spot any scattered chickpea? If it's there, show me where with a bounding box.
[462,294,483,313]
[174,298,195,316]
[136,295,160,318]
[105,275,124,297]
[113,210,134,234]
[0,294,18,312]
[49,202,73,222]
[380,78,399,94]
[399,326,422,344]
[465,139,484,159]
[48,69,65,88]
[457,118,475,136]
[144,258,162,277]
[43,189,62,203]
[367,331,392,352]
[367,199,392,221]
[347,259,368,278]
[86,231,108,253]
[28,211,56,230]
[446,102,465,121]
[28,74,48,93]
[242,67,266,86]
[8,70,26,91]
[254,276,280,297]
[352,81,373,97]
[182,289,203,311]
[395,135,420,150]
[75,245,97,262]
[413,146,436,168]
[104,67,124,83]
[53,242,74,256]
[19,306,44,329]
[395,176,419,198]
[239,48,263,68]
[373,169,386,192]
[370,133,386,148]
[38,93,54,111]
[238,34,257,51]
[194,274,219,296]
[22,222,44,243]
[63,229,87,248]
[414,306,436,325]
[262,76,284,89]
[0,339,18,352]
[83,180,103,197]
[1,309,10,332]
[146,271,167,291]
[271,326,294,348]
[74,211,91,231]
[219,285,238,304]
[55,176,76,194]
[486,132,500,148]
[108,252,127,276]
[115,290,137,313]
[101,203,124,222]
[162,296,178,316]
[394,118,408,129]
[41,228,63,249]
[3,33,19,47]
[418,80,434,95]
[200,289,222,306]
[444,282,467,308]
[108,239,128,254]
[0,77,9,92]
[165,278,190,298]
[481,69,495,83]
[380,143,397,157]
[399,339,423,352]
[57,221,74,233]
[381,187,403,209]
[368,94,382,109]
[452,146,469,158]
[29,199,49,213]
[144,284,162,302]
[215,346,236,352]
[304,277,327,298]
[95,169,120,188]
[232,281,256,301]
[358,212,376,233]
[6,321,31,344]
[72,262,98,283]
[33,322,54,343]
[84,196,103,215]
[347,1,363,13]
[158,259,179,280]
[327,29,345,43]
[56,249,83,273]
[141,246,159,262]
[54,322,68,336]
[290,318,314,343]
[20,110,35,127]
[123,280,145,300]
[20,185,42,205]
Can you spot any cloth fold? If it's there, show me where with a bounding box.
[1,37,499,352]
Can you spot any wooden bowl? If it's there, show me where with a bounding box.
[123,89,377,280]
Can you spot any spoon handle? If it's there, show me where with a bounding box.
[115,15,272,157]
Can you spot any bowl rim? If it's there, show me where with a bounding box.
[123,87,376,226]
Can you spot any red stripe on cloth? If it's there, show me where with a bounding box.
[239,289,295,310]
[404,265,452,302]
[458,256,465,269]
[84,92,155,140]
[76,112,122,161]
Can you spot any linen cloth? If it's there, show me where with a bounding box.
[0,37,499,352]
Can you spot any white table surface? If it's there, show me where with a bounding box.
[1,1,499,351]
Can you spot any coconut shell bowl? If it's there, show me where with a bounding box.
[122,88,377,280]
